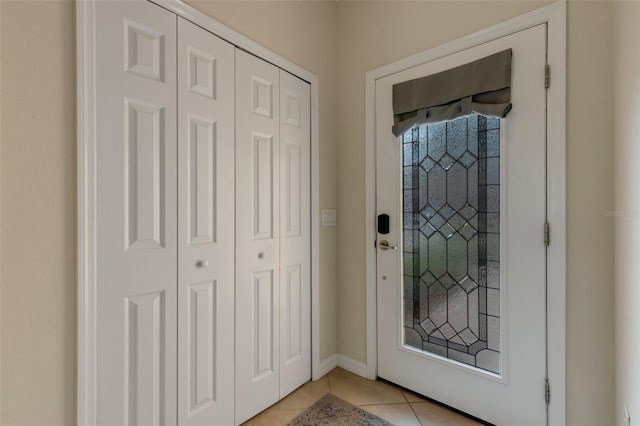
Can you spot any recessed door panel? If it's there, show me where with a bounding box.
[283,264,302,363]
[253,133,274,239]
[284,142,301,237]
[124,18,165,82]
[187,116,217,245]
[124,291,166,426]
[187,46,217,99]
[177,16,235,426]
[188,281,216,412]
[253,270,275,380]
[124,99,165,250]
[95,1,177,424]
[252,77,274,118]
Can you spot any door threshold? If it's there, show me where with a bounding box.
[376,376,494,426]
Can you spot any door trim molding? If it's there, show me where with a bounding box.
[76,2,96,423]
[76,1,321,424]
[364,2,566,424]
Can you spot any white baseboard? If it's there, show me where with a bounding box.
[315,353,371,380]
[336,355,369,378]
[315,354,339,379]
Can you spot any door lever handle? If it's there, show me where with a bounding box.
[378,240,397,251]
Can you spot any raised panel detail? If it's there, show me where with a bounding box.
[188,282,217,413]
[253,271,274,380]
[188,116,217,245]
[284,141,301,237]
[125,99,165,250]
[285,265,302,364]
[284,91,301,128]
[124,19,164,81]
[187,46,217,99]
[252,77,273,118]
[253,133,273,240]
[124,291,166,426]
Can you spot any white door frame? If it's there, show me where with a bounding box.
[364,2,566,424]
[76,1,321,424]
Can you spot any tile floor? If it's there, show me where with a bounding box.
[241,367,481,426]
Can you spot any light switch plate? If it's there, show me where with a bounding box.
[321,208,337,227]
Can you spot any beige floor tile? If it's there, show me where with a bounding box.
[360,403,422,426]
[273,376,330,410]
[328,367,406,406]
[252,408,303,426]
[247,369,476,425]
[411,401,481,426]
[402,390,428,403]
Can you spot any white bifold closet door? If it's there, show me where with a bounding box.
[177,17,235,426]
[95,2,236,425]
[94,2,309,424]
[235,50,311,424]
[95,1,177,425]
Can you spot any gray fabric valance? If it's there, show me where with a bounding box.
[392,49,513,136]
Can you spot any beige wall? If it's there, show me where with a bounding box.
[566,2,615,424]
[335,1,615,424]
[613,2,640,425]
[0,1,77,425]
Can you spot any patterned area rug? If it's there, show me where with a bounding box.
[288,393,394,426]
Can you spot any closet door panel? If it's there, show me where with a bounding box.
[279,71,311,398]
[95,2,177,425]
[177,17,235,426]
[235,49,281,424]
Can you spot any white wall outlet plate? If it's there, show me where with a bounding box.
[321,208,337,227]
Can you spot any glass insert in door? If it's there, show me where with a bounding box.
[402,115,501,374]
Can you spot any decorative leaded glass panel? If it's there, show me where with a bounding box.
[402,115,501,374]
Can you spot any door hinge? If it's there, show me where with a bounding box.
[545,64,551,89]
[545,378,551,404]
[544,222,550,246]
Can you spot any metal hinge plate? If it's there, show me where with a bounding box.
[545,64,550,89]
[544,222,550,246]
[545,378,551,404]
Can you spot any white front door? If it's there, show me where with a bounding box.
[376,25,547,425]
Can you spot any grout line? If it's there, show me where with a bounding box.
[408,402,425,426]
[357,402,413,407]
